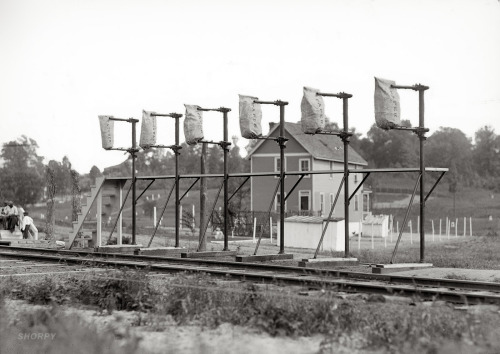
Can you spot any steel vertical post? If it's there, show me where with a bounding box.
[223,110,229,251]
[343,97,350,257]
[175,117,180,247]
[279,103,286,254]
[419,89,426,262]
[131,119,137,245]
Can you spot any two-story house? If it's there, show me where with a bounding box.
[247,122,368,228]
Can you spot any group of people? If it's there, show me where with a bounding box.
[0,201,38,239]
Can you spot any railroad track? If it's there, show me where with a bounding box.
[1,245,500,305]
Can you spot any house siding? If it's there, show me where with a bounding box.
[251,154,313,212]
[311,159,364,222]
[249,124,365,223]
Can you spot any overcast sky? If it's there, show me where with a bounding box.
[1,0,499,173]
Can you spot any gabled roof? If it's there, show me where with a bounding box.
[247,122,367,166]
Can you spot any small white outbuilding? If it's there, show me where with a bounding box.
[277,215,345,252]
[362,214,389,238]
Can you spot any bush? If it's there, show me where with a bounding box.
[0,305,141,354]
[7,269,154,313]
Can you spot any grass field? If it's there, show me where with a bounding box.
[2,262,500,353]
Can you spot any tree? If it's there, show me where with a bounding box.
[228,137,250,210]
[362,120,418,168]
[0,136,44,205]
[89,165,103,184]
[207,145,223,174]
[45,166,56,241]
[1,136,44,175]
[473,126,500,178]
[426,127,474,185]
[46,157,73,196]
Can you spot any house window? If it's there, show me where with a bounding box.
[299,158,310,178]
[320,193,325,216]
[299,191,311,211]
[329,161,333,178]
[274,157,286,178]
[275,192,287,211]
[354,195,359,211]
[354,165,358,183]
[330,193,335,211]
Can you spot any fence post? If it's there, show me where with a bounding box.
[470,217,472,236]
[371,222,374,249]
[410,220,413,244]
[463,217,466,236]
[358,229,361,251]
[153,206,157,228]
[252,217,257,243]
[269,216,273,243]
[180,205,183,230]
[432,219,435,242]
[455,218,458,237]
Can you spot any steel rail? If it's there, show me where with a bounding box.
[1,246,500,294]
[1,250,499,304]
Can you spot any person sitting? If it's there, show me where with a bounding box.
[21,211,38,240]
[6,201,19,232]
[0,202,7,229]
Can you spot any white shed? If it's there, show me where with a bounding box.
[362,214,389,238]
[277,216,345,251]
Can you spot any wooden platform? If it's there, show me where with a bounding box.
[96,244,143,254]
[138,247,185,256]
[1,239,56,249]
[181,250,238,258]
[0,229,22,239]
[298,257,359,268]
[372,263,433,274]
[235,253,293,262]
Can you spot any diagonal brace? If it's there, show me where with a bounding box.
[180,178,200,201]
[197,181,225,251]
[425,171,446,202]
[390,174,421,264]
[147,181,176,247]
[228,176,250,202]
[285,175,305,201]
[106,182,133,244]
[313,176,345,259]
[254,179,281,255]
[349,173,371,201]
[135,179,156,203]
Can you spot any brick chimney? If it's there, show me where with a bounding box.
[269,122,277,131]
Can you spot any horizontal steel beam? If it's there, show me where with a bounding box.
[104,167,449,182]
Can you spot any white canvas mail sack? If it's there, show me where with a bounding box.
[301,86,325,134]
[184,104,204,145]
[374,77,401,130]
[139,110,157,148]
[239,94,262,139]
[98,115,114,150]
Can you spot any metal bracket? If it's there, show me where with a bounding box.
[218,141,232,151]
[339,131,352,142]
[254,100,289,106]
[275,136,288,147]
[413,127,429,139]
[198,107,231,113]
[317,91,353,99]
[391,84,429,91]
[170,144,182,154]
[151,112,183,119]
